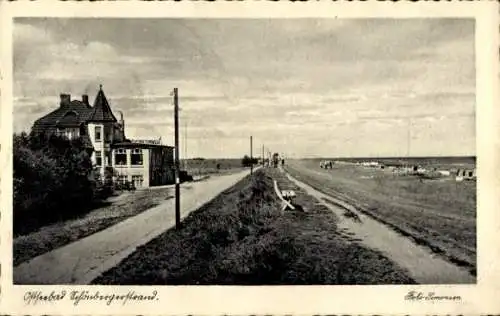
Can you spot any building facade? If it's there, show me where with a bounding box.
[112,141,175,187]
[31,85,175,188]
[455,168,477,182]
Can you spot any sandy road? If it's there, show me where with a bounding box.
[283,165,475,284]
[14,169,253,285]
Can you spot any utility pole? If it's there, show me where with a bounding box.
[250,136,253,175]
[262,144,265,166]
[184,118,187,169]
[173,88,180,229]
[406,118,411,171]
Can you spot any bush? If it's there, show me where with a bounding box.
[13,132,101,236]
[241,155,258,167]
[97,180,115,199]
[179,170,193,182]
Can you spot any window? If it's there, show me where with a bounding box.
[115,148,127,165]
[118,175,128,184]
[95,151,102,166]
[95,126,102,142]
[132,175,144,188]
[131,148,143,165]
[64,128,79,140]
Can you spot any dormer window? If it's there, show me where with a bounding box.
[95,126,102,142]
[64,110,78,118]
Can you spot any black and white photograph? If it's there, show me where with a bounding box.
[11,17,478,286]
[1,2,499,314]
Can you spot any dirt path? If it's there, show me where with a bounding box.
[14,169,253,285]
[283,169,475,284]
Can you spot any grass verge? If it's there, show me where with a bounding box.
[93,169,414,285]
[14,187,173,266]
[183,158,247,177]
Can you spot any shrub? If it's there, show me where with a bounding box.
[241,155,259,167]
[13,132,101,235]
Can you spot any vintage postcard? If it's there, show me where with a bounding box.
[0,1,499,314]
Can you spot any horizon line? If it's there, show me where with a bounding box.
[182,154,476,160]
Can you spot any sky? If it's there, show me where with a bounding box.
[13,18,475,158]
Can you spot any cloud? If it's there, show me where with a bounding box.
[13,18,476,158]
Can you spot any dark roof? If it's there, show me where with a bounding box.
[56,111,80,127]
[32,100,93,133]
[32,86,119,134]
[112,141,174,149]
[87,86,117,122]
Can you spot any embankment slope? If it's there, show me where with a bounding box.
[93,169,414,285]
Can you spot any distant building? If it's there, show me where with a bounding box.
[456,168,476,182]
[416,167,427,175]
[438,170,451,176]
[31,85,175,188]
[361,161,379,168]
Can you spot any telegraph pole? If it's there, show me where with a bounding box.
[250,136,253,175]
[262,144,265,166]
[173,88,180,229]
[406,118,411,171]
[184,118,187,169]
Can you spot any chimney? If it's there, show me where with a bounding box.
[60,94,71,107]
[82,94,89,106]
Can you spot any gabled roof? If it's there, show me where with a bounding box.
[32,100,93,134]
[87,85,117,123]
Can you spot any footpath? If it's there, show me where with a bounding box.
[283,165,475,284]
[14,169,252,285]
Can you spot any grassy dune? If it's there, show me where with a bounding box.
[285,160,476,275]
[93,169,414,285]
